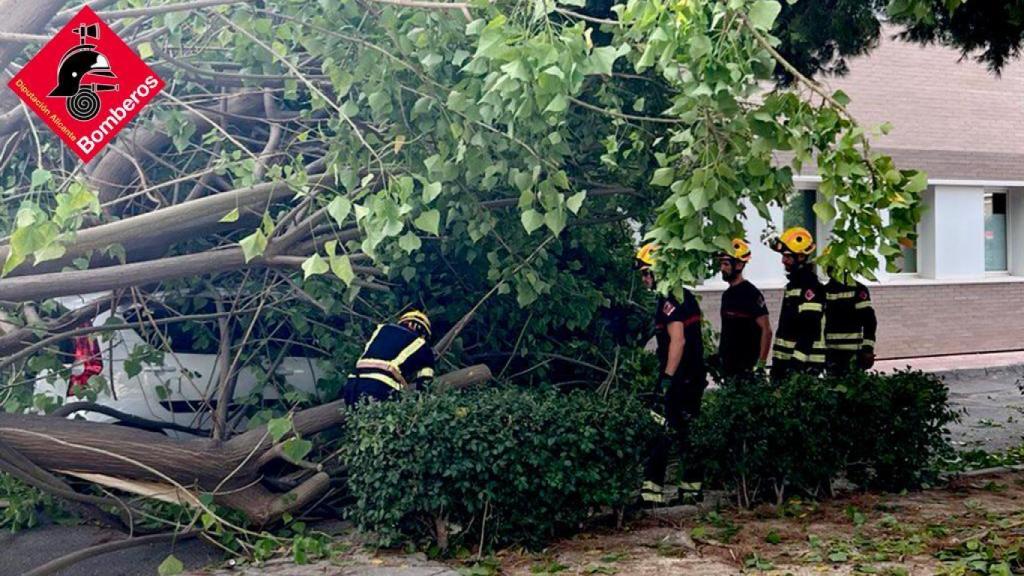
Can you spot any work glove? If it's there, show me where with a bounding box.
[858,349,875,370]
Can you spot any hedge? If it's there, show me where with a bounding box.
[342,387,658,550]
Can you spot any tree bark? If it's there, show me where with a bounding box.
[0,0,68,136]
[0,170,333,278]
[88,93,265,208]
[0,365,491,524]
[0,249,251,302]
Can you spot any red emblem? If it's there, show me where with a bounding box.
[804,289,815,301]
[8,6,164,163]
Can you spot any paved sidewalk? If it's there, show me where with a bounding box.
[872,350,1024,452]
[875,350,1024,375]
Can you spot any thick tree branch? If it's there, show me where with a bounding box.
[88,92,265,208]
[51,402,209,436]
[0,0,67,136]
[0,169,333,277]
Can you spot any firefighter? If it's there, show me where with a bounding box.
[635,243,707,504]
[767,227,826,383]
[343,309,436,405]
[717,239,772,379]
[823,269,878,374]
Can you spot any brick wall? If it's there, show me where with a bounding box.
[821,26,1024,156]
[697,281,1024,359]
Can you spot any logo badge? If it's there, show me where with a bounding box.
[661,301,676,317]
[7,6,164,163]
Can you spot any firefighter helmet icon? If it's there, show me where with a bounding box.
[48,23,118,121]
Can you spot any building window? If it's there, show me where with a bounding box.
[985,191,1008,272]
[894,243,918,274]
[783,189,817,237]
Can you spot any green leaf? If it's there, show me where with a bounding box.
[748,0,782,30]
[239,230,268,263]
[399,232,422,253]
[651,167,674,187]
[33,242,66,264]
[267,416,292,443]
[413,209,441,235]
[330,254,355,286]
[261,212,276,236]
[423,182,442,203]
[513,170,533,193]
[905,170,928,193]
[301,253,329,279]
[544,94,568,113]
[813,201,837,222]
[30,168,52,190]
[566,191,587,215]
[281,438,314,462]
[584,45,629,76]
[327,196,352,225]
[521,209,544,234]
[158,554,184,576]
[367,91,391,116]
[712,198,738,219]
[544,209,566,235]
[219,208,239,223]
[689,35,712,60]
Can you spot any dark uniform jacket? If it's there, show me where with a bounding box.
[824,279,877,354]
[654,289,706,383]
[772,266,826,376]
[349,323,435,392]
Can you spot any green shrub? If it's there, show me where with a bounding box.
[693,369,959,506]
[839,369,962,489]
[693,372,848,507]
[342,387,658,550]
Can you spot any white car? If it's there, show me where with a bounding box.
[34,293,322,435]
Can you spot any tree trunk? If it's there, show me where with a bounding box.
[0,365,491,524]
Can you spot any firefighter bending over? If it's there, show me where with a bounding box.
[343,309,436,405]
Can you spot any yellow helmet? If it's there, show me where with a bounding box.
[635,242,657,269]
[769,227,816,256]
[398,309,432,339]
[721,238,752,263]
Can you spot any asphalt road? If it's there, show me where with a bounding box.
[942,364,1024,451]
[0,524,221,576]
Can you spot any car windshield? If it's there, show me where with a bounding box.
[119,296,324,358]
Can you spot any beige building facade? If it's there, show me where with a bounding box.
[699,30,1024,359]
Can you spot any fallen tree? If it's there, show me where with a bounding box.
[0,0,931,557]
[0,365,491,526]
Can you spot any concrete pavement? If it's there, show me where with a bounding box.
[875,350,1024,375]
[877,350,1024,451]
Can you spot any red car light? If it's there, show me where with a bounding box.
[68,334,102,396]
